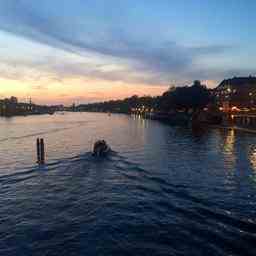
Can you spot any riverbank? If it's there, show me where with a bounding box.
[209,124,256,134]
[0,104,55,117]
[146,110,256,134]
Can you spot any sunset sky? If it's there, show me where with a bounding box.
[0,0,255,105]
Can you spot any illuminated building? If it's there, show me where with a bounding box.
[214,76,256,111]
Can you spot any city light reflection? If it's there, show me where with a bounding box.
[223,129,235,153]
[249,148,256,171]
[223,129,236,169]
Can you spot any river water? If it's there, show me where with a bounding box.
[0,112,256,256]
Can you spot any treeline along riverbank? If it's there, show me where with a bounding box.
[76,77,256,130]
[77,80,212,115]
[76,80,220,125]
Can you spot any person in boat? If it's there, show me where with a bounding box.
[92,140,111,157]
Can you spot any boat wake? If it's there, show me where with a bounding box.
[1,151,256,256]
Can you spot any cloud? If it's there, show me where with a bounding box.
[0,0,248,87]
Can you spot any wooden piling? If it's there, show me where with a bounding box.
[40,138,45,164]
[36,138,46,165]
[36,138,41,164]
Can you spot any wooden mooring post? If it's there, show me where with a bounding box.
[36,138,40,163]
[36,138,45,165]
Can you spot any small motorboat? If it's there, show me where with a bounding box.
[92,140,111,157]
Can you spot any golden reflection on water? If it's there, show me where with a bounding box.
[131,114,147,128]
[223,129,235,153]
[128,114,148,147]
[222,129,236,170]
[249,149,256,185]
[249,148,256,171]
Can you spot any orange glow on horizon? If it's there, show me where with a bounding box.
[0,77,168,105]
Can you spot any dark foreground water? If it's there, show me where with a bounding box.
[0,112,256,256]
